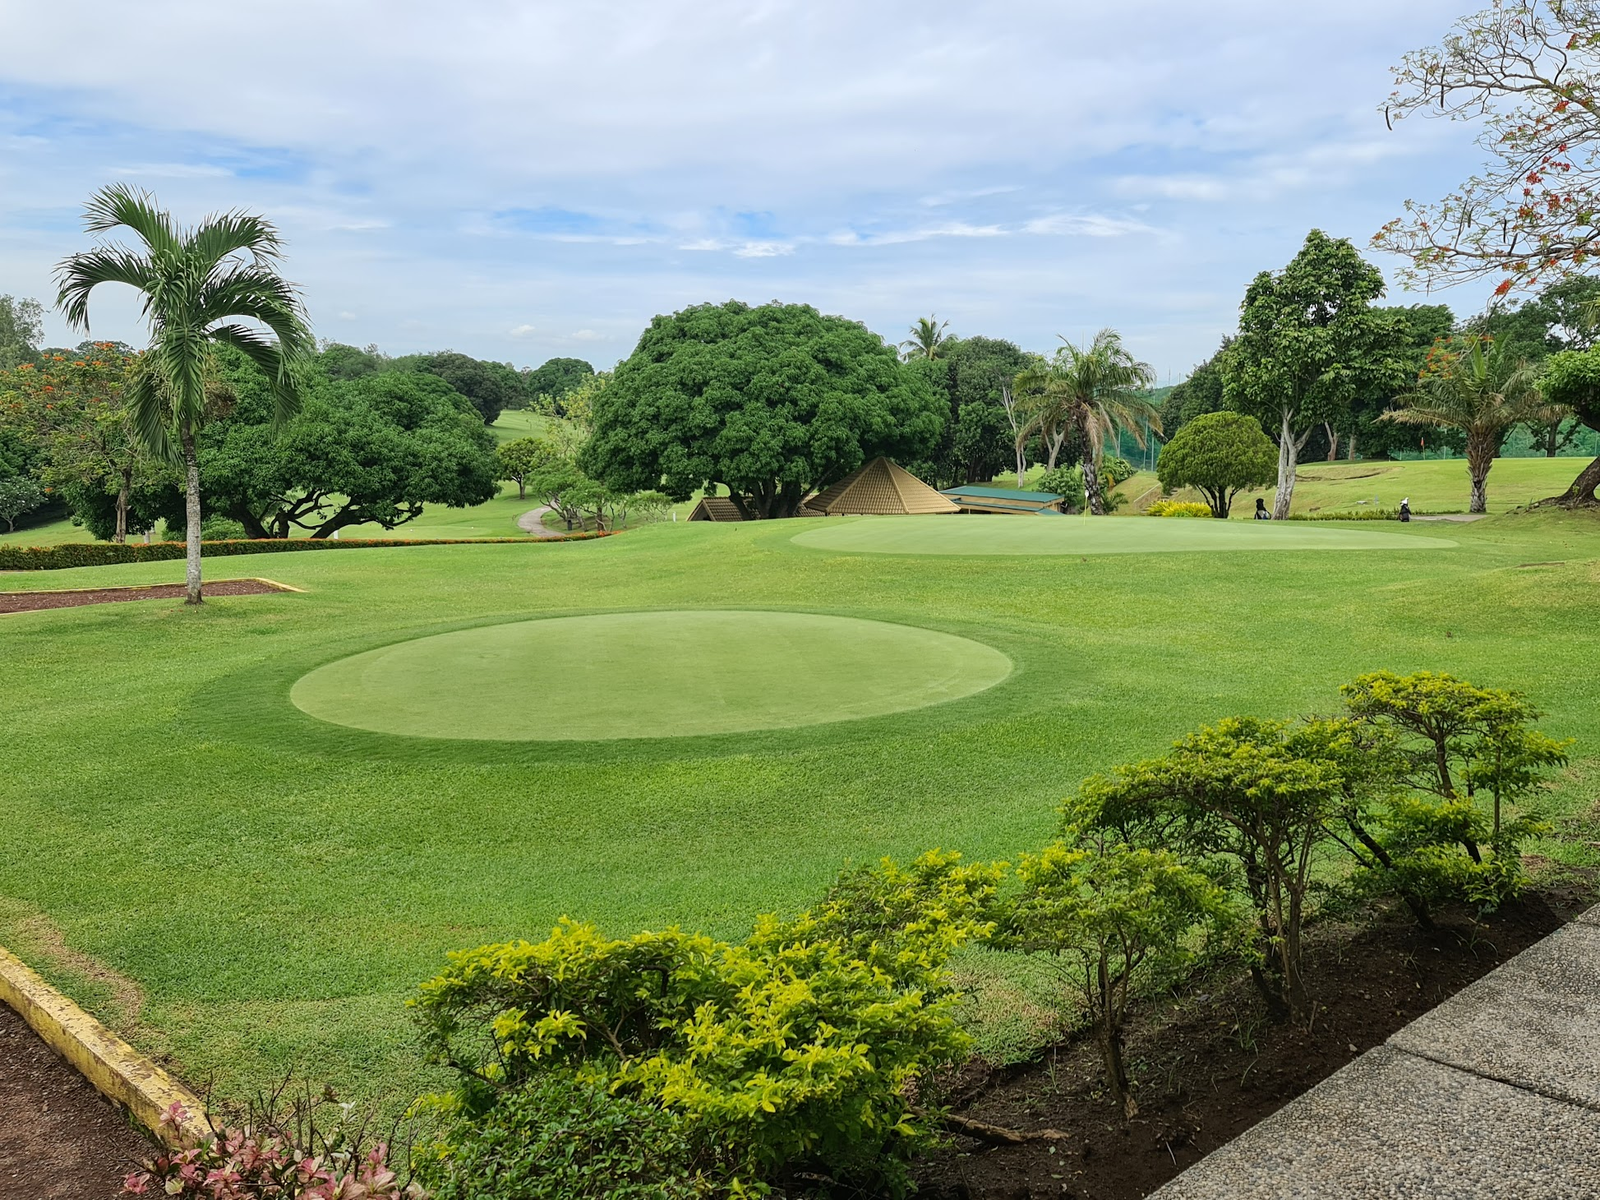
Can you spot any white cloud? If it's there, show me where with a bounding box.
[0,0,1499,375]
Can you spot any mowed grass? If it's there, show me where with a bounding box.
[1121,455,1588,517]
[2,509,1599,1108]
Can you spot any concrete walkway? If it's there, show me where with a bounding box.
[1152,910,1600,1198]
[516,505,565,538]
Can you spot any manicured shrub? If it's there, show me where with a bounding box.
[415,1074,704,1200]
[1145,499,1212,518]
[0,532,608,571]
[411,853,995,1197]
[1005,807,1238,1118]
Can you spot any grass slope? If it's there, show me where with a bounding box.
[1121,455,1588,517]
[2,511,1598,1107]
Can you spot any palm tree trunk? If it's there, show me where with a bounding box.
[115,466,131,544]
[1467,432,1495,515]
[181,421,203,605]
[1082,451,1104,516]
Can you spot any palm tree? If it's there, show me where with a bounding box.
[900,315,950,361]
[55,185,312,603]
[1013,330,1159,514]
[1383,336,1550,514]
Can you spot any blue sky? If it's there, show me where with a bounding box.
[0,0,1496,381]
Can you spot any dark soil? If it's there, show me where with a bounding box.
[916,890,1588,1200]
[0,1004,150,1200]
[0,579,285,614]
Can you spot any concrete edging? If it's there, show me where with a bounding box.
[0,943,208,1147]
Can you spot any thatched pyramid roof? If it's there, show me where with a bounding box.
[804,458,958,516]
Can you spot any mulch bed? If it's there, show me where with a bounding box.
[0,1003,149,1200]
[0,579,287,614]
[915,889,1589,1200]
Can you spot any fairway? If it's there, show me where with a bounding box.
[791,513,1458,556]
[290,610,1013,740]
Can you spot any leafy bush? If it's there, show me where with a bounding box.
[415,1074,704,1200]
[123,1102,418,1199]
[1154,410,1276,517]
[412,853,995,1197]
[0,532,608,571]
[1145,499,1212,518]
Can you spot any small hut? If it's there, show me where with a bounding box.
[940,484,1066,515]
[804,458,958,516]
[687,496,749,522]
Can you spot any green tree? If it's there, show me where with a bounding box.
[404,351,522,425]
[196,362,498,539]
[0,295,44,370]
[1007,815,1235,1119]
[522,357,595,409]
[496,436,548,500]
[581,301,945,518]
[899,315,950,361]
[1082,718,1355,1022]
[54,185,312,603]
[0,473,44,533]
[1013,329,1158,515]
[1223,231,1406,517]
[1160,340,1229,439]
[1541,344,1600,502]
[317,341,389,381]
[911,335,1032,486]
[1384,335,1550,513]
[1155,410,1278,517]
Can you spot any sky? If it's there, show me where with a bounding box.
[0,0,1498,382]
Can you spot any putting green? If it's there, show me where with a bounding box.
[289,610,1012,741]
[790,514,1458,556]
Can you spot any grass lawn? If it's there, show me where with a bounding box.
[2,507,1599,1110]
[486,409,556,443]
[1120,455,1589,516]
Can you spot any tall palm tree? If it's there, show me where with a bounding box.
[1383,336,1549,514]
[899,315,950,361]
[1013,329,1159,514]
[56,185,312,603]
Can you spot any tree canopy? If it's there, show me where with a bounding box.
[522,357,595,404]
[1222,230,1406,518]
[196,352,499,538]
[1156,411,1278,518]
[0,295,43,370]
[580,301,946,518]
[402,351,524,425]
[910,335,1032,487]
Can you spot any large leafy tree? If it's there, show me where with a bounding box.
[1013,329,1158,515]
[195,356,498,538]
[580,301,945,518]
[522,357,594,408]
[911,335,1032,487]
[318,341,390,381]
[1384,335,1550,512]
[1539,343,1600,501]
[1160,340,1230,440]
[1156,411,1279,518]
[54,185,312,603]
[1222,231,1406,518]
[0,295,44,370]
[403,351,523,425]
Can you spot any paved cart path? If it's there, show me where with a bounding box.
[1153,907,1600,1199]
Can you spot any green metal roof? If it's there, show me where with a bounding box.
[940,485,1062,502]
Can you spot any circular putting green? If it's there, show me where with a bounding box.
[289,610,1012,741]
[790,514,1458,556]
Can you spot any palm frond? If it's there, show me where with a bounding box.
[81,184,177,253]
[126,364,176,463]
[209,324,306,426]
[195,263,310,338]
[189,210,286,270]
[54,247,158,331]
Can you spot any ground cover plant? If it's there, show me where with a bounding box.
[0,507,1598,1123]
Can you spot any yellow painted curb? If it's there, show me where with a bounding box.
[0,944,209,1147]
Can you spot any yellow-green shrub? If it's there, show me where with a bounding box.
[1146,499,1212,518]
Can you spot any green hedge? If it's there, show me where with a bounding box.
[0,533,610,572]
